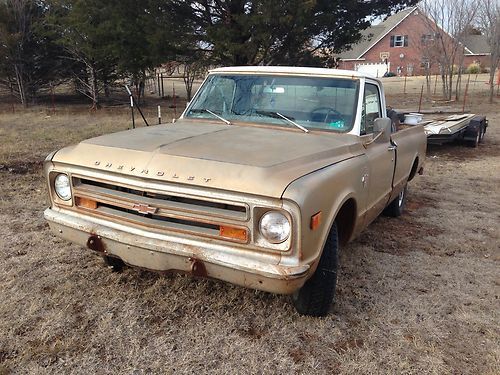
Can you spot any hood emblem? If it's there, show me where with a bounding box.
[132,203,158,215]
[93,162,212,184]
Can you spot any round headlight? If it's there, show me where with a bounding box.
[259,211,291,244]
[54,174,71,201]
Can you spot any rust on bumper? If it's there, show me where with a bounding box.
[44,207,310,294]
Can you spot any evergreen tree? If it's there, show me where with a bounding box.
[0,0,70,105]
[175,0,419,66]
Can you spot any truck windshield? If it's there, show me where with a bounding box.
[184,74,360,132]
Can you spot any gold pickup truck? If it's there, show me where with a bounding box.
[44,67,426,316]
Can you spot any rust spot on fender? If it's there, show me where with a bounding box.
[87,234,106,253]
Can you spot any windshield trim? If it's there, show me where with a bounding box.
[182,73,360,134]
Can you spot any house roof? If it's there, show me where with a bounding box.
[462,35,491,55]
[340,7,417,60]
[340,6,491,60]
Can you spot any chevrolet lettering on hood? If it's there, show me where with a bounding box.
[43,66,426,316]
[93,160,211,182]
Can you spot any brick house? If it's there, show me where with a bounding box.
[338,7,491,77]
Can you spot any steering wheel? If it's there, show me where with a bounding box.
[310,107,343,123]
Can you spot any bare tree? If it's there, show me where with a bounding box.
[0,0,37,106]
[476,0,500,103]
[420,0,479,100]
[407,19,442,96]
[180,55,210,101]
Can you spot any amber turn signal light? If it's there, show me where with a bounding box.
[75,197,98,210]
[310,211,322,230]
[219,225,248,242]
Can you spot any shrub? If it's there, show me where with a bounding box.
[466,63,481,74]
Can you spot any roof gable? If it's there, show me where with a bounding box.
[462,35,491,55]
[340,7,417,60]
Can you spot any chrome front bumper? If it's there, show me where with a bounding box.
[44,207,310,294]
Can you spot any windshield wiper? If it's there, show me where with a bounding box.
[189,108,231,125]
[255,110,308,133]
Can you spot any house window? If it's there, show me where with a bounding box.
[390,35,408,47]
[421,34,434,45]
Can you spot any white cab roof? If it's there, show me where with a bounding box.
[210,66,377,81]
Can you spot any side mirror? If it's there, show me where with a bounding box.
[364,117,392,146]
[373,117,392,139]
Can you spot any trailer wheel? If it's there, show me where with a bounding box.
[479,125,485,143]
[467,130,480,148]
[292,223,339,317]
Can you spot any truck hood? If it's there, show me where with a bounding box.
[52,120,365,198]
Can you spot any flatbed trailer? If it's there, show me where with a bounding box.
[423,114,487,147]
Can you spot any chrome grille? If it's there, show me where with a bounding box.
[70,176,249,243]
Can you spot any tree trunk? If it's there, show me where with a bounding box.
[448,71,454,100]
[425,68,431,96]
[441,73,447,98]
[488,67,496,103]
[14,64,27,107]
[88,65,99,110]
[455,72,462,101]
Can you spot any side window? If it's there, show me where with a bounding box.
[361,83,381,135]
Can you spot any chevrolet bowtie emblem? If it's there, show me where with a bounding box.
[132,203,158,215]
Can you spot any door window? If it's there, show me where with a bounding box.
[361,83,381,135]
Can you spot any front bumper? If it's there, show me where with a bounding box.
[44,207,310,294]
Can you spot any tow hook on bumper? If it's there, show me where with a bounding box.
[87,235,106,253]
[189,257,207,277]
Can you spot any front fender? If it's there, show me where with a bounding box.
[281,154,368,266]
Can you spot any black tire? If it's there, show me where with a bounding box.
[103,255,125,272]
[383,183,407,217]
[479,126,485,143]
[467,129,480,148]
[292,223,339,317]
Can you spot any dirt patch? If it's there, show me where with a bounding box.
[0,160,43,175]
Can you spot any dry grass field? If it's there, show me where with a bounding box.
[0,83,499,374]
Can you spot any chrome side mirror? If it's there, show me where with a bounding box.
[364,118,392,147]
[373,117,392,140]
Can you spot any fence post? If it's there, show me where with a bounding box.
[173,83,177,118]
[161,73,164,98]
[126,85,135,129]
[157,73,161,97]
[418,84,424,112]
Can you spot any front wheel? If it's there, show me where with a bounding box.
[292,223,339,317]
[383,183,407,217]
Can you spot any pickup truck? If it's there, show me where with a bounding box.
[44,66,426,316]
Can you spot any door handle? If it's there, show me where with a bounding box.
[388,145,397,151]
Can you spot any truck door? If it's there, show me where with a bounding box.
[361,83,395,226]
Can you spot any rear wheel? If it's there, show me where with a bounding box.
[383,183,407,217]
[292,223,339,317]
